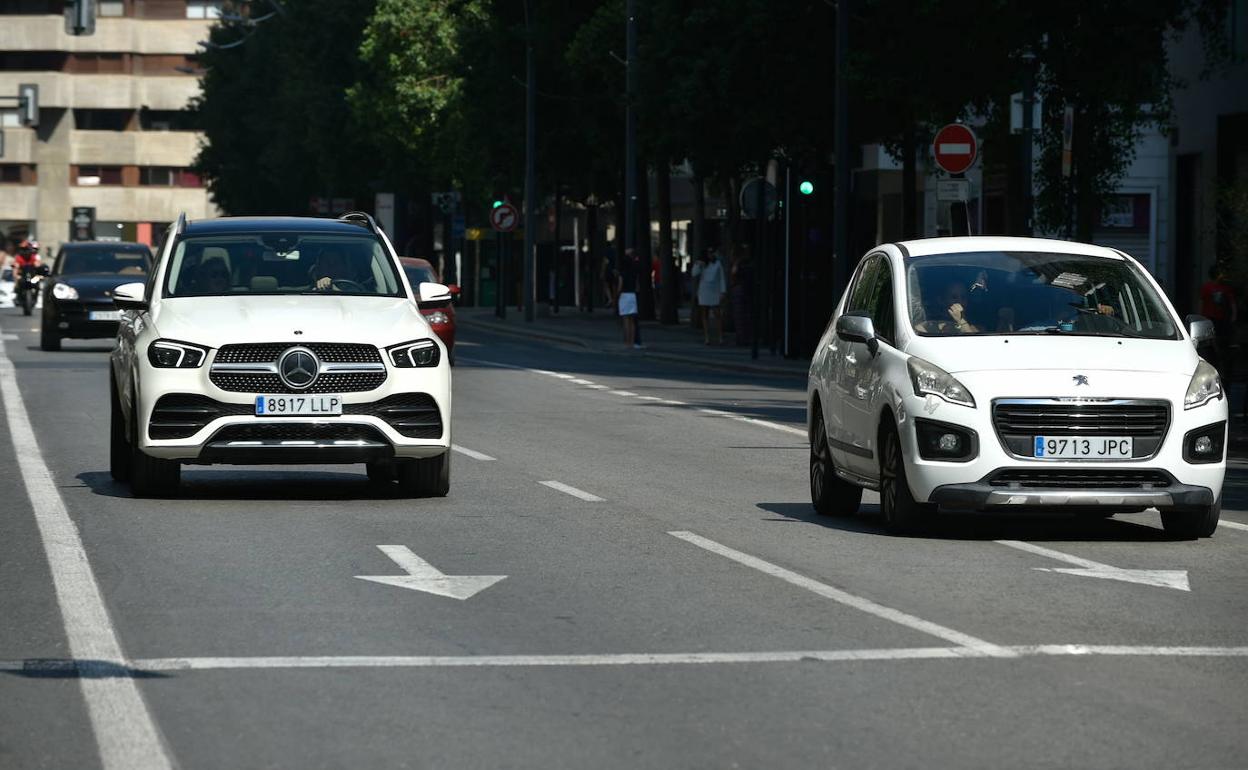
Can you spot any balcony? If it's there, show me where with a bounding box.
[0,128,37,163]
[69,185,218,222]
[0,16,210,55]
[0,72,200,111]
[72,130,205,167]
[0,186,39,221]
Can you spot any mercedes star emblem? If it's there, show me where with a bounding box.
[1072,374,1089,387]
[278,347,319,390]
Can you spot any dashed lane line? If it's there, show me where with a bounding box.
[539,480,606,502]
[1218,519,1248,532]
[451,444,497,462]
[0,339,173,770]
[669,531,1015,658]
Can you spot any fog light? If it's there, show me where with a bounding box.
[938,433,961,452]
[1194,436,1214,454]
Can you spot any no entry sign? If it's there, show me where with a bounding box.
[932,123,978,175]
[490,202,518,232]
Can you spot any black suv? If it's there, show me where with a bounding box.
[41,241,152,351]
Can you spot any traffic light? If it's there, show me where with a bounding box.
[799,180,815,195]
[18,84,38,128]
[65,0,96,36]
[491,199,504,209]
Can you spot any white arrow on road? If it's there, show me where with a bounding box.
[355,545,506,600]
[996,540,1190,591]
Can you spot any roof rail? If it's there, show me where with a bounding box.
[338,211,380,235]
[174,211,187,236]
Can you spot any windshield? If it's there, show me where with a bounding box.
[60,248,149,276]
[163,232,404,298]
[906,251,1179,340]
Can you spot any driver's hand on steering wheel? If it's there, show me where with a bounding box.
[315,275,334,291]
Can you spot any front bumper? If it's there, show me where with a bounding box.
[46,299,120,338]
[930,477,1215,514]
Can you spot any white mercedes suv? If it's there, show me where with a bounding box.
[109,213,453,497]
[808,237,1226,538]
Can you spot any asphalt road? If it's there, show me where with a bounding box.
[2,310,1247,769]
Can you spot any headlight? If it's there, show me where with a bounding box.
[908,357,975,408]
[1184,360,1223,409]
[425,311,450,325]
[147,340,207,368]
[387,339,440,368]
[52,283,78,300]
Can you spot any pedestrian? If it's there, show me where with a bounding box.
[698,248,727,345]
[617,248,644,349]
[602,257,618,309]
[690,253,704,331]
[1200,263,1238,382]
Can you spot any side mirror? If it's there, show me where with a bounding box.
[1186,314,1215,347]
[113,282,148,311]
[417,281,453,306]
[836,312,877,345]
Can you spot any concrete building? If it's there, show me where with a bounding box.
[0,0,220,255]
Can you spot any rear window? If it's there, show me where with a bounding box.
[59,248,150,276]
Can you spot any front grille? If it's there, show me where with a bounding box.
[208,423,388,443]
[209,371,387,394]
[149,394,252,440]
[988,469,1172,489]
[345,393,442,439]
[992,400,1170,460]
[215,342,382,364]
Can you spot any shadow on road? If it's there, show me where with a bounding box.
[77,469,421,501]
[756,501,1181,542]
[0,659,169,680]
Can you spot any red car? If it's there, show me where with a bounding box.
[400,257,458,364]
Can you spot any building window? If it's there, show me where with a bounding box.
[73,109,134,131]
[186,1,223,19]
[77,166,124,186]
[0,110,20,128]
[98,1,125,17]
[0,165,36,185]
[140,166,175,186]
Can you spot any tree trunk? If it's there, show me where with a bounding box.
[586,203,599,312]
[692,171,706,263]
[725,174,742,261]
[1073,104,1096,242]
[902,121,918,239]
[657,160,678,324]
[636,161,656,320]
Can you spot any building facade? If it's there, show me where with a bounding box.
[0,0,220,255]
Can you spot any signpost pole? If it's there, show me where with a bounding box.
[495,230,505,319]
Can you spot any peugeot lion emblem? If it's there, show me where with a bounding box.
[278,347,319,390]
[1072,374,1090,387]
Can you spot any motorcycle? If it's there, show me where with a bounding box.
[16,265,48,317]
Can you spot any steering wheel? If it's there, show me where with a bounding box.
[330,278,367,292]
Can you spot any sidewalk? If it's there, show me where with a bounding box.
[456,304,810,377]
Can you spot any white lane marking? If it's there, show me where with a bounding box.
[1218,519,1248,532]
[699,407,807,437]
[996,540,1190,591]
[539,480,606,502]
[670,531,1013,657]
[0,339,172,769]
[1,333,18,340]
[452,444,497,462]
[608,390,638,397]
[4,644,1235,674]
[355,545,506,600]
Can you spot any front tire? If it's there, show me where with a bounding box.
[810,403,862,516]
[19,289,32,316]
[129,412,180,497]
[396,451,450,498]
[109,372,130,482]
[1161,497,1220,539]
[40,320,61,352]
[879,421,927,535]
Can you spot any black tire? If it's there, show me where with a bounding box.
[40,321,61,352]
[1160,497,1221,539]
[19,289,32,316]
[396,451,451,498]
[129,411,180,497]
[879,421,928,535]
[810,403,862,516]
[366,460,395,484]
[109,372,131,482]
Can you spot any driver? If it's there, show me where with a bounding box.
[935,280,979,334]
[312,248,352,292]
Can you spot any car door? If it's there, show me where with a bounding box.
[839,254,900,477]
[825,254,882,473]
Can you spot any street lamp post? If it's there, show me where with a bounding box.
[624,0,638,275]
[523,0,537,322]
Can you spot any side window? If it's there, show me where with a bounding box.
[846,255,881,314]
[870,260,896,344]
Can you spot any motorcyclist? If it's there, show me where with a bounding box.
[13,238,41,279]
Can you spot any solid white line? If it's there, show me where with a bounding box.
[669,531,1014,657]
[608,390,638,397]
[539,480,606,502]
[995,540,1108,570]
[451,444,496,462]
[0,339,172,769]
[1218,519,1248,532]
[697,407,807,437]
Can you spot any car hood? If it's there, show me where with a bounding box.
[905,335,1199,377]
[58,273,144,299]
[150,295,430,349]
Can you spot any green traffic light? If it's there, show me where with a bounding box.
[492,200,504,209]
[799,180,814,195]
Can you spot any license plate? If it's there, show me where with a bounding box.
[1033,436,1133,459]
[255,395,342,416]
[88,310,121,322]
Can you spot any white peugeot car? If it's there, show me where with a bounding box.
[109,213,453,497]
[808,237,1226,538]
